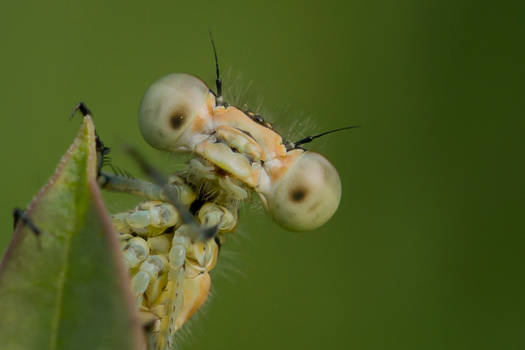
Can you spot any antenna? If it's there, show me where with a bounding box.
[292,125,360,148]
[209,31,224,106]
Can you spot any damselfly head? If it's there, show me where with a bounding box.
[138,73,343,232]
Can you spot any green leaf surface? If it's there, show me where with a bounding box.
[0,117,145,350]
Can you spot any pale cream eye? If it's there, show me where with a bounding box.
[267,152,342,231]
[138,73,209,152]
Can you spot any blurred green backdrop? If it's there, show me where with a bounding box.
[1,1,524,349]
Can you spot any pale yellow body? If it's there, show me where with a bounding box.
[114,195,236,350]
[111,72,344,350]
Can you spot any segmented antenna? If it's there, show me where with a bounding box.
[209,31,224,106]
[291,125,360,149]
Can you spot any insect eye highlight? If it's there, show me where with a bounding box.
[138,73,209,152]
[266,152,342,231]
[169,112,185,130]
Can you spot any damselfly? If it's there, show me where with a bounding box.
[96,38,354,350]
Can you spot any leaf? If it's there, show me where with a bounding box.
[0,116,145,350]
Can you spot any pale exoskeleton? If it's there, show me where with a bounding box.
[97,40,352,350]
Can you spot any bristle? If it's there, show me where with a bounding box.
[222,68,254,109]
[109,164,135,179]
[283,113,318,144]
[214,250,249,282]
[220,70,322,144]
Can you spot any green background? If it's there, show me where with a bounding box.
[1,1,523,349]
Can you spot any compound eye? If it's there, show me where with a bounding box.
[139,73,209,152]
[267,152,342,231]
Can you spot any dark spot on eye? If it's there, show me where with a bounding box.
[170,113,185,129]
[290,187,308,202]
